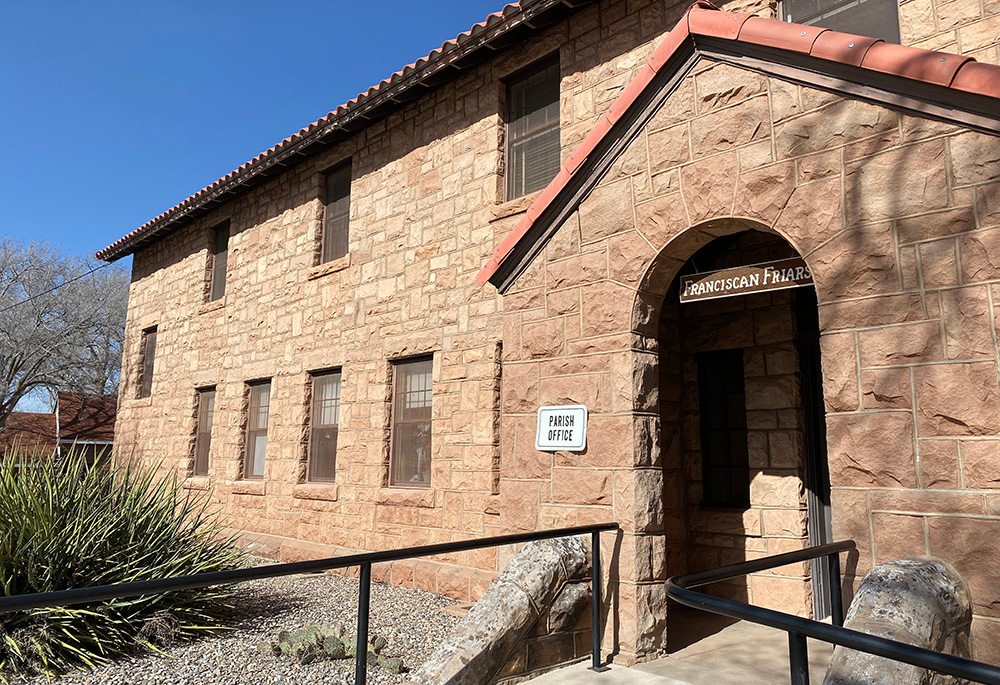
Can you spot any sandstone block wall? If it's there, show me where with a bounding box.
[115,0,1000,667]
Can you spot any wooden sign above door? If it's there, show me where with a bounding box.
[680,257,813,303]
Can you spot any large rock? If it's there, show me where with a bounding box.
[823,557,972,685]
[409,537,589,685]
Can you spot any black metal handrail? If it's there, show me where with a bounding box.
[667,539,1000,685]
[0,522,619,684]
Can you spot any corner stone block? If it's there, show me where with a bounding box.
[613,468,665,534]
[826,412,917,488]
[819,332,860,413]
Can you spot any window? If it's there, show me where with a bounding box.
[193,388,216,477]
[139,327,157,399]
[390,357,433,487]
[244,381,270,479]
[321,162,351,263]
[505,56,560,200]
[781,0,899,43]
[308,371,341,482]
[696,350,750,508]
[209,221,229,301]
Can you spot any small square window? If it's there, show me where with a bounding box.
[309,371,341,482]
[244,381,270,479]
[139,327,157,399]
[193,387,216,477]
[390,357,433,487]
[321,162,351,263]
[209,221,229,301]
[505,56,561,200]
[780,0,899,43]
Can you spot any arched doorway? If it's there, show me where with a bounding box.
[648,224,831,647]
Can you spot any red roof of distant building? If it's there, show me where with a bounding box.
[0,412,57,455]
[57,392,117,443]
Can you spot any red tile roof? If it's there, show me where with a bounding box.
[0,412,57,455]
[97,0,591,262]
[57,392,117,443]
[476,2,1000,287]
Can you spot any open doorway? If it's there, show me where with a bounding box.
[658,229,831,650]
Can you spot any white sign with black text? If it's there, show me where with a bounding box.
[535,405,588,452]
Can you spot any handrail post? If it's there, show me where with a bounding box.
[828,552,843,627]
[589,530,607,672]
[356,562,372,685]
[788,630,809,685]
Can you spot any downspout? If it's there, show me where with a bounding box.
[54,391,61,459]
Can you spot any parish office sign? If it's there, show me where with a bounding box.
[680,257,813,303]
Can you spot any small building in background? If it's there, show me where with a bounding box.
[0,392,117,465]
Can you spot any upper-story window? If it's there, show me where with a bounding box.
[209,221,229,301]
[321,162,351,263]
[193,387,216,477]
[138,326,157,399]
[505,56,561,201]
[244,381,271,479]
[308,371,341,482]
[390,357,433,488]
[781,0,899,43]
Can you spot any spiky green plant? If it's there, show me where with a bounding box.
[0,448,245,678]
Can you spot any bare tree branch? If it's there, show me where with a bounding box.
[0,239,128,432]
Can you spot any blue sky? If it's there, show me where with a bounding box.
[0,1,504,264]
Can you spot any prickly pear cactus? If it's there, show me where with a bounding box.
[256,624,404,672]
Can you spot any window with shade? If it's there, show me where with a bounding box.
[780,0,899,43]
[193,388,215,477]
[209,221,229,301]
[390,357,433,487]
[244,381,270,479]
[309,371,341,482]
[321,162,351,263]
[696,349,750,508]
[505,56,560,200]
[139,327,157,399]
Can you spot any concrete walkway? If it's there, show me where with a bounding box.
[528,609,835,685]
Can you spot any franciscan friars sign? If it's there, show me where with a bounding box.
[680,257,813,303]
[535,405,588,452]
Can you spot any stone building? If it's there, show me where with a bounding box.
[99,0,1000,671]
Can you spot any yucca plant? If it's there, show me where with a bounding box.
[0,448,245,678]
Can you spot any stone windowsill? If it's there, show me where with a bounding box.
[293,482,338,501]
[131,396,153,408]
[307,253,351,280]
[489,190,542,223]
[232,480,266,496]
[198,298,226,315]
[376,487,435,508]
[182,476,210,491]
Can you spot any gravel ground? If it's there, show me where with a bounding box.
[9,564,459,685]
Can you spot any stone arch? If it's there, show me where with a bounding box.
[631,217,816,345]
[622,217,831,653]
